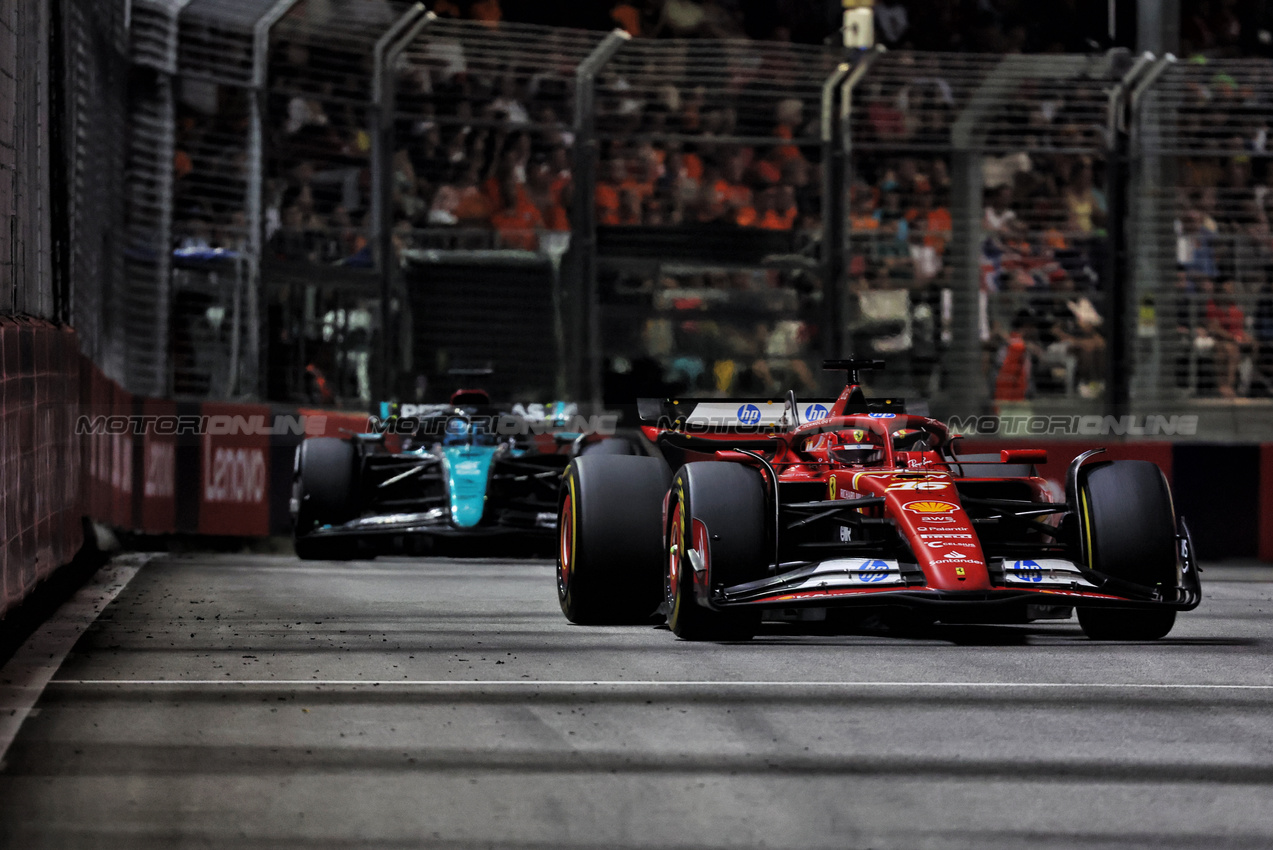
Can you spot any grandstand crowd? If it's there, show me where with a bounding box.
[166,0,1273,403]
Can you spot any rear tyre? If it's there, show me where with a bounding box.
[1076,460,1179,640]
[666,462,768,641]
[558,455,670,624]
[294,438,359,561]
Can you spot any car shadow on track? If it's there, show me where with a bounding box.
[738,622,1264,648]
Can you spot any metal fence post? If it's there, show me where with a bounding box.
[249,0,304,399]
[820,61,851,367]
[1126,53,1175,403]
[1105,50,1153,414]
[372,4,432,402]
[837,46,884,364]
[573,29,630,412]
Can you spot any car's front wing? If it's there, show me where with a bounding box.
[301,506,559,539]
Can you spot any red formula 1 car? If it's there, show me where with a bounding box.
[556,360,1201,641]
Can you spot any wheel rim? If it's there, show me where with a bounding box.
[558,490,574,598]
[667,498,684,616]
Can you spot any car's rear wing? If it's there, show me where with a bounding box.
[637,395,907,431]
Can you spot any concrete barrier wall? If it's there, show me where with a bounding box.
[1,318,83,619]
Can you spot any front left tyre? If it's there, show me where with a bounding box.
[1075,460,1179,640]
[293,438,360,561]
[557,455,670,624]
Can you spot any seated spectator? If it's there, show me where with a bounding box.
[596,158,626,225]
[1050,274,1107,398]
[616,187,644,226]
[767,185,798,230]
[875,188,909,243]
[712,156,753,223]
[490,176,544,251]
[906,184,952,255]
[1207,278,1254,397]
[1063,158,1107,234]
[486,75,529,126]
[908,220,941,286]
[1176,206,1219,278]
[456,167,494,225]
[427,166,463,225]
[849,186,879,233]
[984,185,1017,234]
[737,186,790,229]
[526,161,570,231]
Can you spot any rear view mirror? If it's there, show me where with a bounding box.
[1001,449,1048,464]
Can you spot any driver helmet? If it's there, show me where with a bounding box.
[442,417,473,446]
[828,428,884,466]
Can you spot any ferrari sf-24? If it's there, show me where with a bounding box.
[556,360,1201,641]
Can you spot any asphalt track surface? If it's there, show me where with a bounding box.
[2,553,1272,850]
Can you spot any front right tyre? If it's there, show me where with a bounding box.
[666,462,769,641]
[557,455,670,624]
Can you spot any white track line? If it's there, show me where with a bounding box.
[45,679,1273,690]
[0,555,150,762]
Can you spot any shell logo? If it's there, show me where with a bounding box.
[903,500,959,514]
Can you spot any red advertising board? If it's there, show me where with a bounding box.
[137,398,177,534]
[197,403,272,537]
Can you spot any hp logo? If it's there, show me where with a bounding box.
[857,559,890,582]
[737,404,762,425]
[805,404,829,421]
[1012,560,1043,582]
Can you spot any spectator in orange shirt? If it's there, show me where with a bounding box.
[767,185,798,230]
[714,156,752,222]
[548,145,572,203]
[695,163,728,223]
[849,189,879,233]
[906,187,951,254]
[623,153,659,204]
[526,161,569,232]
[596,158,625,226]
[491,176,543,251]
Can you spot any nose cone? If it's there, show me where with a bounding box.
[442,446,495,528]
[886,491,990,590]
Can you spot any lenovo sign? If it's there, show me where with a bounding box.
[204,446,266,503]
[198,403,271,536]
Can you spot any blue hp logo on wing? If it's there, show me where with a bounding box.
[737,404,762,425]
[1010,560,1043,582]
[805,404,829,421]
[857,559,890,582]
